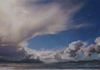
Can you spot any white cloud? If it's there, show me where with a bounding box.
[0,0,84,60]
[95,37,100,45]
[0,0,83,43]
[32,37,100,63]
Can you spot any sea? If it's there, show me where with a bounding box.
[0,62,100,70]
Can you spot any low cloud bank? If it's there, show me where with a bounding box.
[35,37,100,63]
[16,37,100,63]
[0,36,100,63]
[0,37,100,62]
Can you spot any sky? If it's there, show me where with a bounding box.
[28,0,100,50]
[0,0,100,61]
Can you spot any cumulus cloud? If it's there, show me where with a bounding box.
[35,37,100,63]
[95,37,100,45]
[80,37,100,60]
[53,40,85,61]
[82,44,96,59]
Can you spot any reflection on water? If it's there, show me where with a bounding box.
[0,63,100,70]
[0,68,100,70]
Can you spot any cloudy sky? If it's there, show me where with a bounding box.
[0,0,100,61]
[28,0,100,50]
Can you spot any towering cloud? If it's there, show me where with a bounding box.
[38,37,100,63]
[81,37,100,59]
[95,37,100,45]
[53,40,85,61]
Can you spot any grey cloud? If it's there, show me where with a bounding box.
[0,0,83,43]
[0,0,83,60]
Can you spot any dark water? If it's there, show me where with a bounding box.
[0,62,100,70]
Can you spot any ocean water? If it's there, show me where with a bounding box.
[0,63,100,70]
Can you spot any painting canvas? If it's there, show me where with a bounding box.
[0,0,100,70]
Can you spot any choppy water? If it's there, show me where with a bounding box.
[0,63,100,70]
